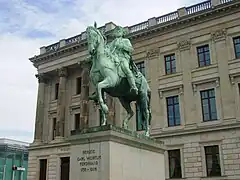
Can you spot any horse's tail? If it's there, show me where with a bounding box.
[147,88,152,125]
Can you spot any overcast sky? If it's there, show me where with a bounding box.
[0,0,205,143]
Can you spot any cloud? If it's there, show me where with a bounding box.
[0,0,205,143]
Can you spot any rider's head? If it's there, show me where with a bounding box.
[112,26,127,38]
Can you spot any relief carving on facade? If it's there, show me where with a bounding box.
[58,67,68,77]
[211,29,226,42]
[146,48,160,58]
[177,39,191,51]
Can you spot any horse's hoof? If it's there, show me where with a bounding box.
[102,121,107,126]
[144,131,150,137]
[122,122,128,129]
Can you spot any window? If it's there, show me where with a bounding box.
[136,103,147,131]
[52,118,57,140]
[166,96,181,127]
[76,77,82,95]
[136,61,145,76]
[60,157,70,180]
[55,83,59,100]
[165,54,176,74]
[233,36,240,58]
[74,113,80,130]
[204,145,221,177]
[39,159,47,180]
[238,83,240,95]
[168,149,182,178]
[197,45,210,67]
[200,89,217,121]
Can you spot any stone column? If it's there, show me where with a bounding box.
[33,73,46,144]
[55,67,67,139]
[80,65,90,129]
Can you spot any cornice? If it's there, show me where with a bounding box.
[158,84,184,98]
[151,121,240,138]
[229,71,240,84]
[192,76,220,92]
[30,1,240,68]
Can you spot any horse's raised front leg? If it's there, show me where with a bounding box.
[118,98,134,129]
[97,77,114,125]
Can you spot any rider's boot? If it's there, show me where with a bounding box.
[127,74,138,95]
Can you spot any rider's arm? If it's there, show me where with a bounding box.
[122,39,134,54]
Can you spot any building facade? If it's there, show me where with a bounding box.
[0,138,29,180]
[28,0,240,179]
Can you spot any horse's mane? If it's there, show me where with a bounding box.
[87,25,119,64]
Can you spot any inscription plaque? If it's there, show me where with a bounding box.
[77,149,101,172]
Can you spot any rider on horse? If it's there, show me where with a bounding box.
[108,26,139,95]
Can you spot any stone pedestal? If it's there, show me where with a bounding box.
[69,125,166,180]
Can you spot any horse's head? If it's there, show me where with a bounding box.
[86,22,105,56]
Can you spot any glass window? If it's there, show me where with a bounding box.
[166,96,181,127]
[197,45,211,67]
[76,77,82,95]
[136,61,145,76]
[55,83,59,100]
[74,113,80,130]
[52,118,57,140]
[200,89,217,121]
[168,149,182,178]
[165,54,176,74]
[233,36,240,58]
[205,145,221,177]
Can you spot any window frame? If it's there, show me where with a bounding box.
[52,117,57,140]
[135,61,145,77]
[74,113,80,130]
[166,95,181,127]
[197,44,211,67]
[233,36,240,59]
[200,89,218,122]
[204,145,222,177]
[164,53,176,75]
[76,77,82,95]
[55,83,59,100]
[168,149,182,179]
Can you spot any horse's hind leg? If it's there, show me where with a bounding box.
[139,93,150,136]
[118,98,134,129]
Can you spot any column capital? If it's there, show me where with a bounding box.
[58,67,68,77]
[35,73,47,83]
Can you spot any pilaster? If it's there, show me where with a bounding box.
[178,39,196,126]
[212,29,235,120]
[33,73,47,144]
[55,67,68,140]
[146,47,160,131]
[80,64,90,129]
